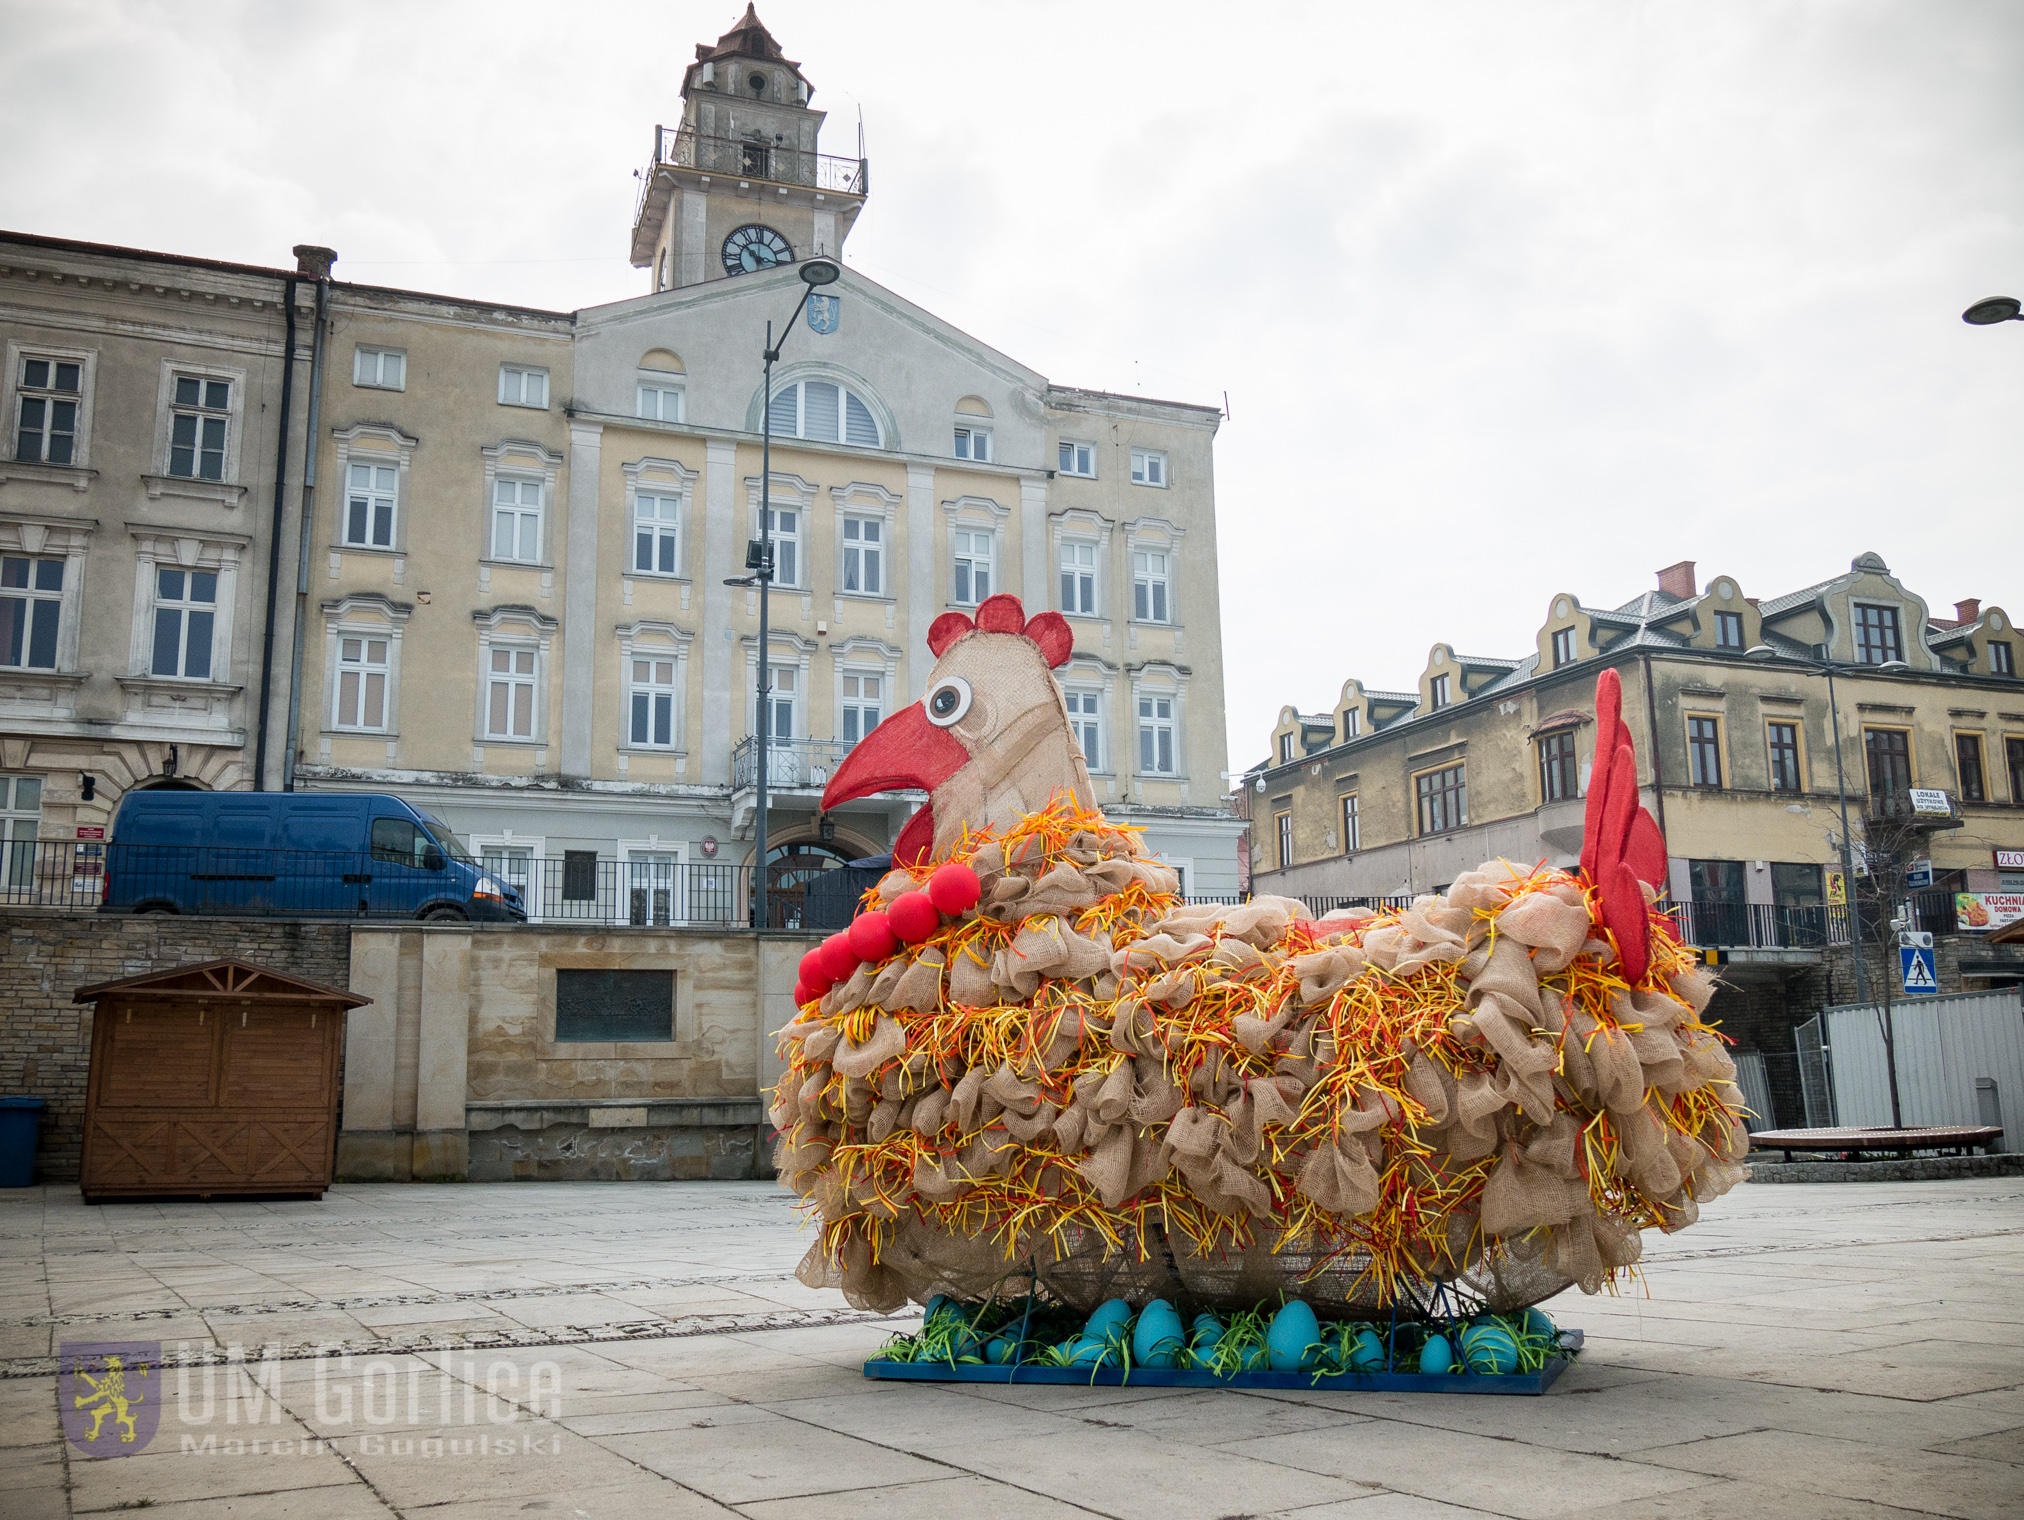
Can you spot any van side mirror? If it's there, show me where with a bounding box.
[423,847,446,872]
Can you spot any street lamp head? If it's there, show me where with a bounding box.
[1743,644,1779,660]
[799,258,842,287]
[1962,296,2022,326]
[1876,659,1911,672]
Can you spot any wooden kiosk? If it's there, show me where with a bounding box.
[74,959,367,1202]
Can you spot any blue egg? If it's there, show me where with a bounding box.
[1418,1333,1455,1375]
[1348,1328,1386,1372]
[1266,1301,1322,1372]
[1085,1298,1133,1342]
[1519,1307,1557,1344]
[984,1336,1016,1365]
[1460,1319,1520,1375]
[1133,1300,1186,1369]
[923,1294,952,1322]
[1066,1336,1118,1368]
[1190,1313,1225,1347]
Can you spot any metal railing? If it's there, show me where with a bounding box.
[637,125,867,220]
[1666,888,1958,951]
[731,735,855,791]
[1864,787,1962,826]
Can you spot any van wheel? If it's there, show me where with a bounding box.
[135,902,179,915]
[422,906,467,922]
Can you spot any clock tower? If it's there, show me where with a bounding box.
[629,5,868,291]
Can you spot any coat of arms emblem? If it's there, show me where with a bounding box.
[61,1342,161,1457]
[806,293,841,335]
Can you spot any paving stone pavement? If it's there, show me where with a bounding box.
[1,1176,2019,1519]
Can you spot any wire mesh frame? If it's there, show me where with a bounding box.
[1795,1014,1836,1128]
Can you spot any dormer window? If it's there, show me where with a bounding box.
[1715,610,1744,649]
[1430,674,1450,708]
[954,425,990,462]
[1854,603,1903,664]
[1279,733,1294,764]
[1551,627,1575,667]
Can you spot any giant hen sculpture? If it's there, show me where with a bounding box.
[772,594,1749,1317]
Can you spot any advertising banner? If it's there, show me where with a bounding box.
[1955,892,2024,933]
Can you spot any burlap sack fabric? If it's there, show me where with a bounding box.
[772,801,1750,1319]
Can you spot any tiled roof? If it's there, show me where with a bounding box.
[1363,689,1420,705]
[1754,575,1843,618]
[1608,589,1689,618]
[1454,653,1520,671]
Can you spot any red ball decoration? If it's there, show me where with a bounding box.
[792,980,817,1007]
[847,909,898,963]
[798,947,834,996]
[927,861,982,915]
[887,890,940,944]
[818,932,859,984]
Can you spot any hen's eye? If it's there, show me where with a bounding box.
[925,677,973,727]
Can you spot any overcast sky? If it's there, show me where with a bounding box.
[5,1,2021,776]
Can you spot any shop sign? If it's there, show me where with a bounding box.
[1955,892,2024,933]
[1909,788,1951,816]
[1995,848,2024,871]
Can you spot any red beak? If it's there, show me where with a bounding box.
[822,704,970,865]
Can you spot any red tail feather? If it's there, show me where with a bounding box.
[1581,669,1668,985]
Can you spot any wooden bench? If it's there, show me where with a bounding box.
[1747,1125,2004,1162]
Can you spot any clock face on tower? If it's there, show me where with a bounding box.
[722,224,793,275]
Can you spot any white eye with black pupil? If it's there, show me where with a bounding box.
[925,676,972,727]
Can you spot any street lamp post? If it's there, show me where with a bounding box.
[728,258,840,931]
[1747,644,1918,1125]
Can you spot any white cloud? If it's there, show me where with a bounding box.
[3,0,2019,774]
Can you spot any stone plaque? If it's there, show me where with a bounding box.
[555,969,674,1043]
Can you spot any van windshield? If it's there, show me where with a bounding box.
[417,813,475,865]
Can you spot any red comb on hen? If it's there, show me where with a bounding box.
[1580,669,1669,984]
[925,594,1073,667]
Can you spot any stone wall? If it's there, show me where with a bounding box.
[339,924,818,1183]
[0,913,352,1182]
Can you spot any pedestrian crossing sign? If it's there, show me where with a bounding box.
[1900,945,1939,994]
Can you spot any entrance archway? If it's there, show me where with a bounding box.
[760,840,858,930]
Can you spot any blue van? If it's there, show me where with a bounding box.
[104,790,524,921]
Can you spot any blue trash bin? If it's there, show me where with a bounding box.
[0,1097,44,1187]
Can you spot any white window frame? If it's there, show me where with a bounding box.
[317,595,404,736]
[838,666,885,746]
[4,342,97,472]
[742,633,814,750]
[745,474,816,592]
[840,515,883,597]
[1341,707,1360,739]
[1064,685,1104,772]
[624,457,695,584]
[828,481,900,606]
[831,636,902,752]
[615,621,693,758]
[627,651,680,750]
[10,351,86,467]
[1,551,68,673]
[953,424,991,462]
[637,373,685,422]
[1057,440,1095,478]
[766,377,883,447]
[146,563,221,681]
[468,831,545,923]
[633,490,682,577]
[1341,792,1361,852]
[473,607,555,747]
[941,496,1009,612]
[618,840,690,930]
[1137,691,1178,776]
[498,364,550,410]
[1430,673,1451,708]
[1132,548,1170,624]
[952,527,994,607]
[332,629,393,733]
[353,346,406,391]
[479,440,562,569]
[330,424,417,558]
[1130,448,1167,488]
[1,774,43,893]
[125,532,244,688]
[151,360,246,487]
[0,517,90,683]
[489,475,544,564]
[764,505,801,590]
[485,644,540,741]
[1551,626,1576,667]
[1124,516,1183,629]
[343,459,399,549]
[1060,538,1098,617]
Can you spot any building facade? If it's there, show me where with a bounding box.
[0,234,329,891]
[0,9,1244,920]
[1244,554,2024,1122]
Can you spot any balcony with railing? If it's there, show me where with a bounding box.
[731,735,854,793]
[1863,787,1965,831]
[634,124,867,225]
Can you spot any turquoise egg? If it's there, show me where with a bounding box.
[1190,1312,1225,1348]
[923,1294,953,1322]
[1133,1300,1186,1369]
[984,1336,1016,1365]
[1085,1298,1133,1341]
[1460,1319,1520,1375]
[1348,1328,1386,1372]
[1266,1301,1322,1372]
[1418,1333,1454,1375]
[1236,1343,1269,1372]
[1519,1307,1557,1343]
[1066,1336,1118,1368]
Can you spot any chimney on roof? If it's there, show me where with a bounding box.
[1656,560,1697,600]
[292,245,337,280]
[1955,598,1981,626]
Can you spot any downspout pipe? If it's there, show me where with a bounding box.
[282,252,335,791]
[253,276,300,790]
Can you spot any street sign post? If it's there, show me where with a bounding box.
[1899,944,1939,995]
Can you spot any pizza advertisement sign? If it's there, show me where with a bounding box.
[1955,892,2024,933]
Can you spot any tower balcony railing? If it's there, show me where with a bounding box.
[637,124,868,220]
[731,735,856,792]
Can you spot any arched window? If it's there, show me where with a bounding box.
[769,380,881,447]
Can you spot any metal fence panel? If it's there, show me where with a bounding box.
[1823,988,2024,1150]
[1731,1051,1775,1130]
[1795,1015,1835,1128]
